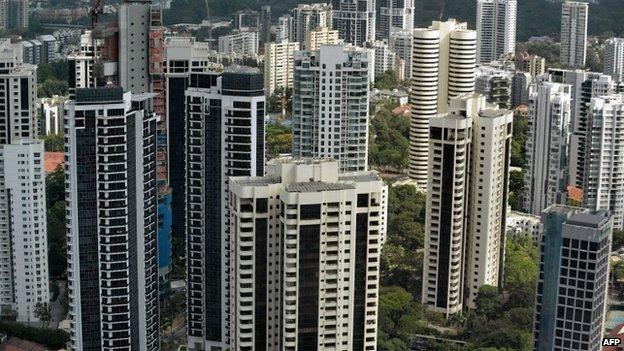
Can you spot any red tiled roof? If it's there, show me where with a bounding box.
[567,186,583,203]
[603,323,624,350]
[0,337,50,351]
[391,105,410,116]
[45,152,64,174]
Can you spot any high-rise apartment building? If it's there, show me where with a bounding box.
[560,1,588,68]
[408,19,477,187]
[475,66,512,109]
[119,0,152,93]
[291,3,333,48]
[5,0,28,30]
[511,72,532,107]
[389,28,412,80]
[0,139,49,322]
[547,69,616,190]
[233,10,260,30]
[260,5,272,45]
[522,81,572,215]
[514,52,546,77]
[68,31,101,98]
[65,87,159,351]
[218,30,259,57]
[371,40,395,78]
[17,35,59,65]
[305,26,340,51]
[534,205,611,351]
[584,94,624,230]
[604,37,624,82]
[292,44,370,173]
[185,67,265,351]
[0,40,37,144]
[476,0,517,64]
[264,40,299,95]
[162,36,214,251]
[422,94,512,316]
[0,1,5,31]
[39,35,58,63]
[377,0,414,41]
[332,0,375,46]
[276,15,293,42]
[228,158,387,351]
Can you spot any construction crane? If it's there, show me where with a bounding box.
[204,0,215,49]
[89,0,104,28]
[438,0,447,20]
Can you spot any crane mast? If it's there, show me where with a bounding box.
[89,0,104,28]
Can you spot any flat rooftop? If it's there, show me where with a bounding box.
[567,211,610,228]
[286,182,355,193]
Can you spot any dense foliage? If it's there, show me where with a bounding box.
[0,321,69,349]
[381,185,426,298]
[43,133,64,152]
[369,101,410,172]
[266,87,292,116]
[614,230,624,251]
[378,185,429,350]
[508,170,523,211]
[265,122,292,159]
[163,0,623,41]
[37,61,70,98]
[511,111,527,168]
[374,70,405,91]
[378,184,539,351]
[46,166,67,278]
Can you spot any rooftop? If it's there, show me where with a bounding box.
[567,211,610,228]
[479,108,511,119]
[76,87,124,104]
[285,182,355,193]
[224,65,261,74]
[233,175,282,187]
[338,173,381,182]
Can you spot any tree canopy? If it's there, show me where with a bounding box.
[46,166,67,278]
[369,101,410,172]
[265,122,292,159]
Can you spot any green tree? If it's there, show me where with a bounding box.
[511,111,528,167]
[34,303,51,328]
[378,286,429,351]
[266,87,292,116]
[613,230,624,251]
[46,167,67,278]
[611,260,624,283]
[375,70,400,90]
[503,234,539,291]
[46,166,65,207]
[461,234,538,351]
[38,79,69,98]
[265,122,292,159]
[47,201,67,278]
[43,133,64,152]
[381,185,426,297]
[508,170,523,210]
[37,61,69,83]
[474,286,503,320]
[0,321,69,349]
[0,308,17,321]
[160,292,185,342]
[369,100,410,171]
